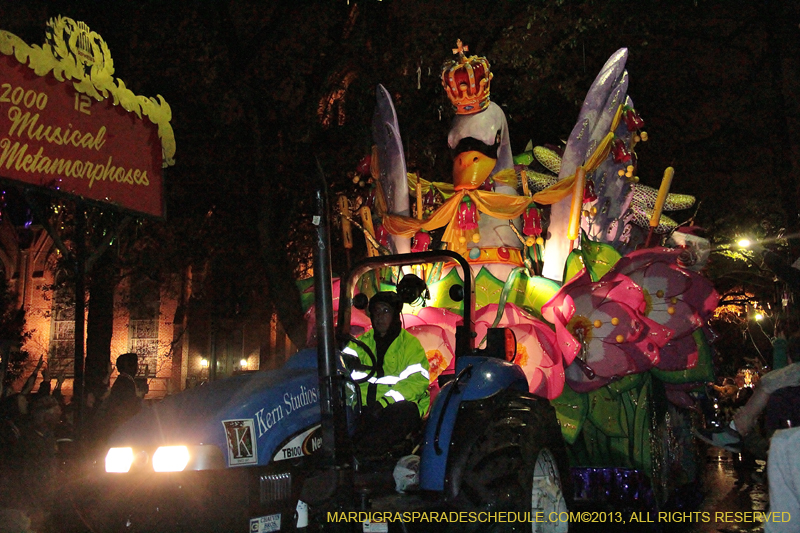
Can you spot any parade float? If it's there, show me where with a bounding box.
[304,42,719,511]
[94,41,720,533]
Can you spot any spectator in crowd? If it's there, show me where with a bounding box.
[0,362,64,533]
[765,427,800,532]
[91,353,142,447]
[696,242,800,453]
[696,314,800,454]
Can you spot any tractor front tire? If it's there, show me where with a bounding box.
[454,396,569,533]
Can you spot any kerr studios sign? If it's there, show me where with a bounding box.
[0,16,175,218]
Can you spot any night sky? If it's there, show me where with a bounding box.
[1,0,798,349]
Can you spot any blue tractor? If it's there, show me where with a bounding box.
[90,184,570,532]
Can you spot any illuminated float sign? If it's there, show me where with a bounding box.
[0,16,175,218]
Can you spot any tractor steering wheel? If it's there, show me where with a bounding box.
[342,334,379,384]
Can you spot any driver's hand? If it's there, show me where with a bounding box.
[342,353,368,372]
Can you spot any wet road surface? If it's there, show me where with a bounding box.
[686,447,768,533]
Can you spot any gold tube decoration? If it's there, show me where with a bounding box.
[338,196,353,249]
[360,206,379,257]
[416,176,423,220]
[374,180,388,217]
[567,166,586,241]
[649,167,674,228]
[370,145,388,216]
[521,168,530,197]
[370,145,380,180]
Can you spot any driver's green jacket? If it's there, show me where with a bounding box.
[345,329,430,416]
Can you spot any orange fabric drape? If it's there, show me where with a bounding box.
[385,105,625,248]
[383,189,532,249]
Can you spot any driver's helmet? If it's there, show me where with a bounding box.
[368,291,403,318]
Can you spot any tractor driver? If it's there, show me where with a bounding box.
[345,291,430,456]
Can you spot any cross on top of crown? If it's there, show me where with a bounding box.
[452,39,469,59]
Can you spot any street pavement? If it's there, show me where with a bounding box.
[686,447,768,533]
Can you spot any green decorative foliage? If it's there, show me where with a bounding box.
[296,277,316,313]
[426,267,466,313]
[518,274,562,317]
[563,250,585,284]
[551,384,587,445]
[632,374,653,473]
[562,232,622,284]
[560,373,655,475]
[586,386,628,438]
[606,373,644,394]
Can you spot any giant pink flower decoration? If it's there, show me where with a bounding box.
[474,304,565,399]
[407,324,456,373]
[612,248,719,371]
[403,306,462,385]
[541,268,672,393]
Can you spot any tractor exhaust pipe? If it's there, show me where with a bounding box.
[312,163,352,470]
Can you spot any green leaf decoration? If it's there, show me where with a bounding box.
[497,270,561,319]
[551,384,588,445]
[650,329,716,384]
[632,373,653,474]
[563,231,624,284]
[426,267,466,313]
[586,386,628,438]
[519,274,561,317]
[404,265,561,318]
[580,230,622,281]
[474,267,506,309]
[607,373,644,395]
[296,277,316,312]
[563,249,586,284]
[581,419,609,465]
[608,435,632,467]
[513,150,534,166]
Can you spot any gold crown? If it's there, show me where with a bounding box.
[441,40,492,115]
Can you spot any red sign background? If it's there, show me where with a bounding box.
[0,54,164,217]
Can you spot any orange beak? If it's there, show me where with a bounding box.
[452,151,496,190]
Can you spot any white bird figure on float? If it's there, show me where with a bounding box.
[446,100,523,280]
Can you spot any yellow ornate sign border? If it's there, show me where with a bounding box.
[0,16,175,168]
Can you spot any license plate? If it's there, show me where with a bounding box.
[250,513,281,533]
[363,521,389,533]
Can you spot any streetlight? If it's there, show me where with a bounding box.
[200,358,209,382]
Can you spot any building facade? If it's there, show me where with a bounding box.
[1,223,298,401]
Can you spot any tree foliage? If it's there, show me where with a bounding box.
[0,0,798,370]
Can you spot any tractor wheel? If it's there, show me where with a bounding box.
[455,398,569,533]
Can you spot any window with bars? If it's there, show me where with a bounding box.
[128,279,160,375]
[129,319,158,373]
[50,274,75,370]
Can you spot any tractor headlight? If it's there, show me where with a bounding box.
[152,445,190,472]
[105,447,134,473]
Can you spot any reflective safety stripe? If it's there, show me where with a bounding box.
[353,363,429,385]
[399,363,430,380]
[384,389,406,402]
[346,346,366,381]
